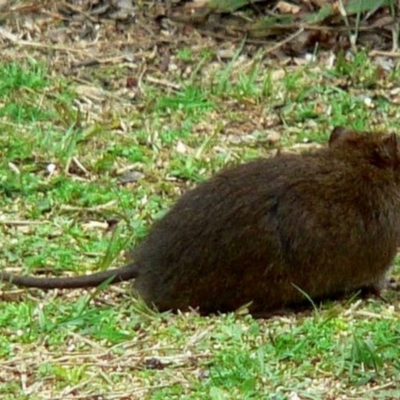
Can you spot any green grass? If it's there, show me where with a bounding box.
[1,47,400,400]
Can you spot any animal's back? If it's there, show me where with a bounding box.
[133,156,287,312]
[132,131,400,314]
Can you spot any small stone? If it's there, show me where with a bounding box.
[266,131,281,144]
[119,171,144,184]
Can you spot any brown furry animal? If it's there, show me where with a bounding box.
[1,127,400,315]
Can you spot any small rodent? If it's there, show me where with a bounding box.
[1,127,400,316]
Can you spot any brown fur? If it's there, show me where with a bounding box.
[2,127,400,315]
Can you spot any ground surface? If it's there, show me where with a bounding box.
[1,1,400,399]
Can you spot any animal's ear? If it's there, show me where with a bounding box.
[375,133,400,168]
[329,127,357,147]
